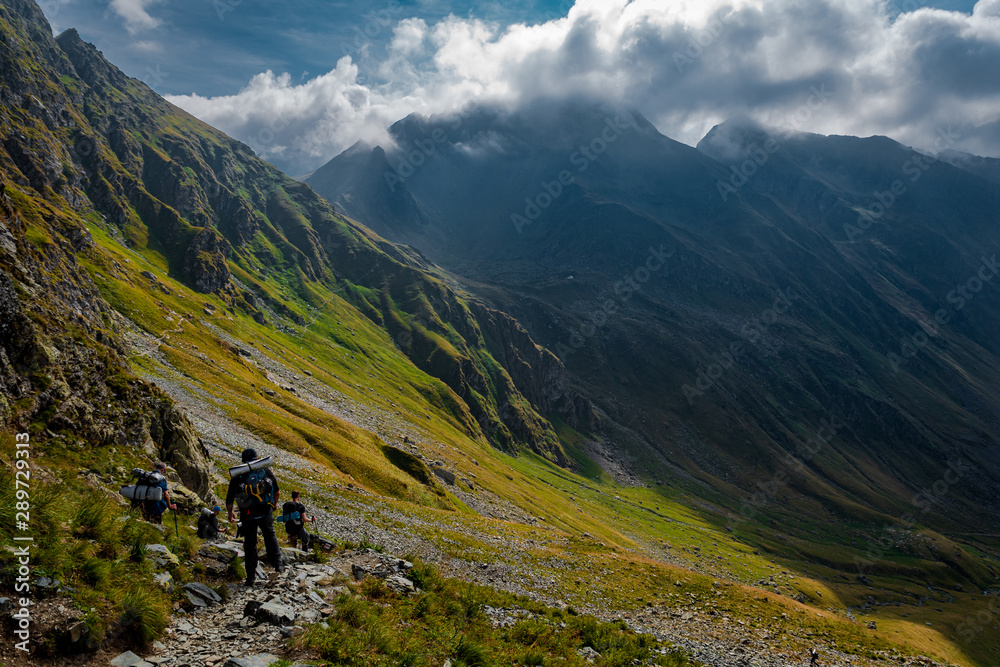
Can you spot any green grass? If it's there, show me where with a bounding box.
[300,560,697,667]
[0,434,188,654]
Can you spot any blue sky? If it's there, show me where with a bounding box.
[42,0,584,95]
[37,0,998,173]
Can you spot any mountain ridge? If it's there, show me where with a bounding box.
[2,0,999,663]
[308,101,1000,543]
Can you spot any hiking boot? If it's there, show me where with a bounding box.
[275,560,285,574]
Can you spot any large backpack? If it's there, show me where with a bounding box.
[121,470,166,515]
[281,501,300,534]
[236,468,274,510]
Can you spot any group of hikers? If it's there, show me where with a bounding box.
[123,450,832,664]
[124,447,329,587]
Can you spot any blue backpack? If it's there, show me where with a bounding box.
[237,468,274,510]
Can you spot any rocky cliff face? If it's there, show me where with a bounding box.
[0,184,214,498]
[0,0,593,469]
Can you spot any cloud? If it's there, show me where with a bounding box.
[109,0,161,33]
[167,0,1000,174]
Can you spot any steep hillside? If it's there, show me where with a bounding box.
[0,0,594,468]
[309,103,1000,592]
[2,0,1000,664]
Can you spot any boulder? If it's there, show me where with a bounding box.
[166,482,203,514]
[257,601,296,626]
[244,600,296,626]
[110,651,147,667]
[385,575,416,593]
[198,542,241,564]
[148,404,214,502]
[182,582,222,607]
[153,572,173,590]
[66,620,89,644]
[145,544,179,569]
[432,467,456,485]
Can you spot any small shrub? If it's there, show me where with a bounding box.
[117,584,168,645]
[73,494,120,548]
[81,558,111,588]
[408,560,443,591]
[397,649,426,667]
[519,648,546,666]
[227,557,246,581]
[129,539,147,563]
[362,620,396,654]
[413,593,436,618]
[453,635,491,667]
[360,576,396,600]
[336,595,372,629]
[172,532,199,560]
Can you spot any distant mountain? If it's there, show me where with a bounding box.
[310,101,1000,543]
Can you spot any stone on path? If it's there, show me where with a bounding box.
[183,582,223,607]
[222,653,281,667]
[198,542,241,564]
[146,544,180,568]
[385,574,416,593]
[110,651,151,667]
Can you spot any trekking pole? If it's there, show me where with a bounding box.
[173,508,179,537]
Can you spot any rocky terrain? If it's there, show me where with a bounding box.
[83,541,956,667]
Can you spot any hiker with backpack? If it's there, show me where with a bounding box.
[225,448,284,586]
[281,490,317,551]
[120,462,177,524]
[197,505,226,539]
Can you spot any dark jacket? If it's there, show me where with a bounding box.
[282,501,307,534]
[197,512,219,539]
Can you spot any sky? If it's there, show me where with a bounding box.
[37,0,998,175]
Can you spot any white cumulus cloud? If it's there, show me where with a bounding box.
[167,0,1000,174]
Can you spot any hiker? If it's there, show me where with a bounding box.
[197,505,226,539]
[226,448,284,586]
[282,490,317,550]
[144,462,177,524]
[809,647,819,665]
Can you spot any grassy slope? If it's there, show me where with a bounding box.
[0,1,996,662]
[82,214,998,665]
